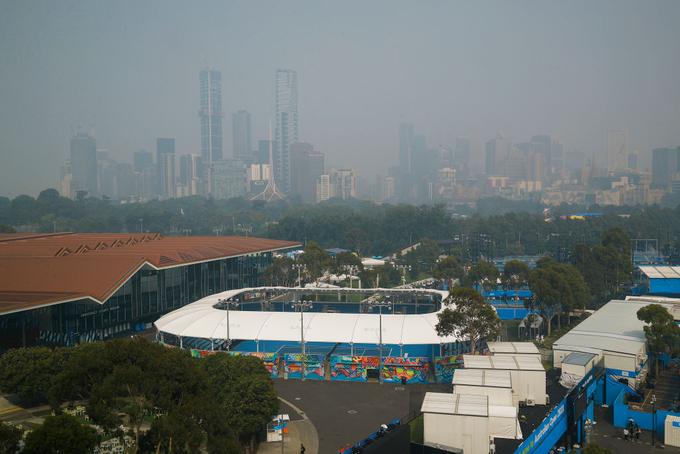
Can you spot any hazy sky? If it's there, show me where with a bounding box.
[1,0,679,197]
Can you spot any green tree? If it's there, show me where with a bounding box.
[435,287,501,354]
[502,260,530,290]
[262,256,295,286]
[299,241,332,280]
[0,347,69,406]
[468,260,499,291]
[201,354,278,448]
[637,304,680,377]
[23,414,98,454]
[0,422,22,454]
[433,256,464,285]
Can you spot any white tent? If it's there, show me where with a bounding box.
[463,355,547,405]
[421,393,490,454]
[487,342,541,360]
[452,369,513,406]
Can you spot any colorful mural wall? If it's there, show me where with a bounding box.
[382,357,430,383]
[434,355,464,383]
[189,349,279,378]
[330,355,380,382]
[283,353,325,380]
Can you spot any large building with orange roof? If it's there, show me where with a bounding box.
[0,232,300,349]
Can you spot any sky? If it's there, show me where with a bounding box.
[1,0,679,197]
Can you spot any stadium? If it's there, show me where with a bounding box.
[155,286,469,384]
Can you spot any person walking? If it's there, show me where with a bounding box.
[300,443,306,454]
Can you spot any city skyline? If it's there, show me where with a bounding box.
[1,1,680,197]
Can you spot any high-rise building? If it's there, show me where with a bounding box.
[651,147,680,190]
[70,132,98,198]
[399,123,414,175]
[199,69,224,193]
[116,163,138,200]
[485,133,509,176]
[178,154,201,197]
[274,69,298,194]
[256,140,273,165]
[156,138,176,199]
[97,150,118,199]
[318,169,358,201]
[133,150,153,173]
[290,142,325,203]
[60,160,72,198]
[607,130,628,172]
[232,110,252,161]
[316,174,331,203]
[133,149,155,200]
[211,159,247,200]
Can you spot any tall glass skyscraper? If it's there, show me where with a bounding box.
[274,69,298,194]
[232,110,252,161]
[199,69,223,193]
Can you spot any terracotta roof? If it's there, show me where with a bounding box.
[0,233,300,315]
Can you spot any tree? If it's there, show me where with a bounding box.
[201,354,278,448]
[468,260,499,291]
[433,256,464,286]
[0,347,69,406]
[299,241,332,280]
[435,287,501,354]
[637,304,680,377]
[0,422,22,454]
[23,414,98,454]
[262,256,295,287]
[502,260,530,290]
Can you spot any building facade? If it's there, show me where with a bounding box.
[199,69,224,193]
[0,233,299,349]
[70,132,98,198]
[232,110,252,161]
[274,69,298,194]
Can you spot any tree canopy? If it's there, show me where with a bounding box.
[637,304,680,376]
[22,414,98,454]
[435,287,501,354]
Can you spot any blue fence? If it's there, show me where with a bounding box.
[612,389,680,438]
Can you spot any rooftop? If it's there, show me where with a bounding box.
[0,233,300,315]
[462,355,545,371]
[451,369,512,388]
[562,351,596,367]
[486,341,540,355]
[421,392,488,417]
[553,299,675,356]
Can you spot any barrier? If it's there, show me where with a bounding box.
[433,355,463,383]
[514,400,567,454]
[330,355,379,382]
[283,353,325,380]
[382,357,430,384]
[612,389,680,439]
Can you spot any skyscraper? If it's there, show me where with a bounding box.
[156,138,176,199]
[290,142,325,203]
[485,133,510,176]
[199,69,223,193]
[274,69,298,194]
[232,110,252,161]
[70,132,97,198]
[607,130,628,173]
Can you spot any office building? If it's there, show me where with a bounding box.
[70,132,98,198]
[485,133,510,176]
[211,159,247,200]
[156,138,176,199]
[316,174,332,203]
[199,69,224,193]
[232,110,252,161]
[651,147,680,190]
[0,233,299,348]
[178,154,201,197]
[290,142,325,203]
[274,69,298,193]
[607,130,628,172]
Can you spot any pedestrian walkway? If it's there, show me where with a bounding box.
[257,397,319,454]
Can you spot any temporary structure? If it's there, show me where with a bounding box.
[452,369,513,406]
[463,355,547,405]
[487,341,541,360]
[421,393,490,454]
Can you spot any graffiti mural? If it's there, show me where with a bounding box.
[330,356,382,382]
[189,349,279,377]
[283,354,325,380]
[434,355,464,383]
[382,357,431,384]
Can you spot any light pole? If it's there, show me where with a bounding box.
[369,299,391,384]
[292,263,306,287]
[292,300,313,380]
[219,297,240,350]
[396,264,411,286]
[343,265,359,289]
[651,394,657,446]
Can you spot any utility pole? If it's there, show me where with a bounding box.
[369,299,391,384]
[292,300,313,380]
[218,297,240,350]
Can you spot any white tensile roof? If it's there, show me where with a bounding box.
[452,369,512,388]
[154,287,459,345]
[487,341,539,355]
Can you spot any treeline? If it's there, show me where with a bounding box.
[5,189,680,259]
[0,338,277,454]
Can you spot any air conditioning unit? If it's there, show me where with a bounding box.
[526,399,536,407]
